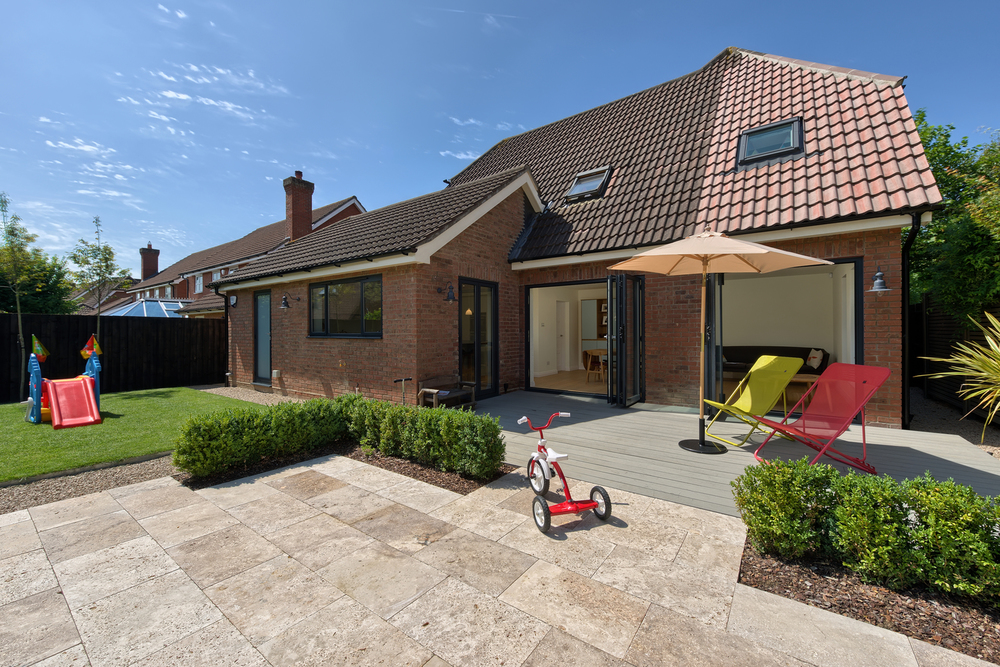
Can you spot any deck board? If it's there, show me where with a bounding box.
[477,392,1000,517]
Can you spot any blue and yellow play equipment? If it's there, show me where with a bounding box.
[25,352,102,429]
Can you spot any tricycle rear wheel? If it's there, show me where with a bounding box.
[591,486,611,521]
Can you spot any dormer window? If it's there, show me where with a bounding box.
[738,118,803,166]
[565,166,612,203]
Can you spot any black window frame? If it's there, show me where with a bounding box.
[737,117,803,167]
[564,165,612,203]
[308,274,383,338]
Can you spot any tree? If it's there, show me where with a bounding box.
[68,216,131,341]
[0,192,35,399]
[909,111,1000,324]
[0,249,76,314]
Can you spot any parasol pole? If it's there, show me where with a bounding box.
[679,258,726,454]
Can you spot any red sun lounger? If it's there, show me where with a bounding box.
[753,363,891,474]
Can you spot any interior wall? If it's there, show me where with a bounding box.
[529,284,605,383]
[722,267,851,357]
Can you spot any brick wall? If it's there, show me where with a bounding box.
[228,190,530,404]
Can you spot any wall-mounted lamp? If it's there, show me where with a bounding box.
[868,267,891,293]
[465,307,473,316]
[437,281,457,303]
[229,295,237,308]
[279,292,300,309]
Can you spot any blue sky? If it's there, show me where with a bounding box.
[2,1,996,272]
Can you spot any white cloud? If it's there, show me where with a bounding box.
[175,10,186,18]
[158,4,169,12]
[242,150,249,154]
[114,174,127,181]
[449,117,483,127]
[155,71,177,82]
[46,138,116,157]
[167,127,176,135]
[439,150,481,160]
[161,90,191,100]
[184,75,215,84]
[185,64,200,72]
[196,96,254,120]
[117,96,141,105]
[496,121,512,131]
[39,116,53,123]
[148,110,174,121]
[76,188,130,198]
[484,15,501,30]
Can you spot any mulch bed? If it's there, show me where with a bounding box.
[739,542,1000,664]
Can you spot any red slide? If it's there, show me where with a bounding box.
[46,377,102,429]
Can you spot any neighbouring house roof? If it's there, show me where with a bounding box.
[177,292,224,315]
[215,167,532,286]
[72,278,139,314]
[131,197,362,292]
[448,47,943,262]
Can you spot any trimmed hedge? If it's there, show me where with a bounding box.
[173,398,349,477]
[345,396,505,479]
[732,460,1000,601]
[173,393,506,481]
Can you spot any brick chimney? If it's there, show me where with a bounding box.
[139,242,159,280]
[283,170,315,242]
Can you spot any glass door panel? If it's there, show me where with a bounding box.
[478,285,494,392]
[254,290,271,384]
[607,274,644,406]
[459,280,498,399]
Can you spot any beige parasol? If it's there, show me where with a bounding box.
[609,231,833,453]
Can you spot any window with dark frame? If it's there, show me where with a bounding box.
[309,275,382,337]
[737,118,803,166]
[565,166,612,203]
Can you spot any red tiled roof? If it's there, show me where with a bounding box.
[448,47,942,262]
[216,167,528,285]
[132,197,358,291]
[177,291,224,314]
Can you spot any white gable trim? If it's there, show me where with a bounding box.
[312,197,366,230]
[217,172,543,293]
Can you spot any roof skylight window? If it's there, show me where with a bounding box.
[737,118,803,166]
[565,166,612,202]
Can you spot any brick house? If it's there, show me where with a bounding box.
[214,48,942,428]
[126,189,365,318]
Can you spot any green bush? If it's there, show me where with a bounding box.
[833,473,916,587]
[732,460,1000,602]
[731,458,840,559]
[902,475,1000,598]
[340,397,505,479]
[173,398,350,477]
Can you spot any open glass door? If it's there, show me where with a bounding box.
[460,279,499,400]
[607,274,644,406]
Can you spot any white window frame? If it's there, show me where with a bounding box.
[195,276,204,293]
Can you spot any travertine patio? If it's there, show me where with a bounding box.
[1,450,990,666]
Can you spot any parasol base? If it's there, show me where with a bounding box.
[678,439,727,455]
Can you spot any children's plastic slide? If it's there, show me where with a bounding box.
[47,376,102,429]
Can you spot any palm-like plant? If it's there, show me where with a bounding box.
[922,311,1000,441]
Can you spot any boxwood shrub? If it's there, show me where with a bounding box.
[174,393,506,481]
[731,459,1000,602]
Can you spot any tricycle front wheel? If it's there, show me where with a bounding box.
[527,458,549,496]
[591,486,611,521]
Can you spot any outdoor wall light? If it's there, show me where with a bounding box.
[279,292,300,309]
[229,295,237,308]
[868,267,891,293]
[437,281,457,303]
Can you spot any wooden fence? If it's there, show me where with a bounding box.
[915,296,1000,414]
[2,314,226,404]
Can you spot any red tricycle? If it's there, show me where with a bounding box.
[518,411,611,533]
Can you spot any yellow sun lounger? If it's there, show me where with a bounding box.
[705,355,803,447]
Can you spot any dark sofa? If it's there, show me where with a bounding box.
[723,345,830,377]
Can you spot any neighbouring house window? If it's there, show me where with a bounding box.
[737,118,803,166]
[146,290,152,298]
[155,287,160,298]
[195,276,203,293]
[565,166,612,203]
[309,275,382,337]
[212,271,221,281]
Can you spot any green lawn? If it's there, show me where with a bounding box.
[0,387,264,483]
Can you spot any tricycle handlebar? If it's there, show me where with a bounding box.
[519,411,569,432]
[517,416,528,424]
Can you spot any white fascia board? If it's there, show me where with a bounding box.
[179,254,270,279]
[217,172,544,293]
[312,197,367,230]
[511,213,926,271]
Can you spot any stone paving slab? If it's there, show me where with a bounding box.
[32,643,90,666]
[390,576,549,667]
[352,503,455,554]
[225,491,320,535]
[28,491,121,531]
[909,637,997,666]
[413,528,537,597]
[728,584,919,666]
[0,548,59,606]
[72,568,221,667]
[114,483,204,520]
[307,484,398,524]
[262,469,346,500]
[53,535,177,609]
[0,588,80,666]
[377,477,464,514]
[205,555,343,646]
[131,618,268,667]
[139,499,239,549]
[499,560,650,659]
[430,494,527,541]
[39,509,146,564]
[259,596,432,667]
[0,515,43,559]
[195,477,282,510]
[167,523,283,588]
[497,518,615,577]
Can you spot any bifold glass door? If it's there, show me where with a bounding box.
[254,290,271,384]
[460,280,498,399]
[607,274,644,407]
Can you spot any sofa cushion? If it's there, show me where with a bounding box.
[722,346,830,375]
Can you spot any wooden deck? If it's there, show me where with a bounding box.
[476,392,1000,517]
